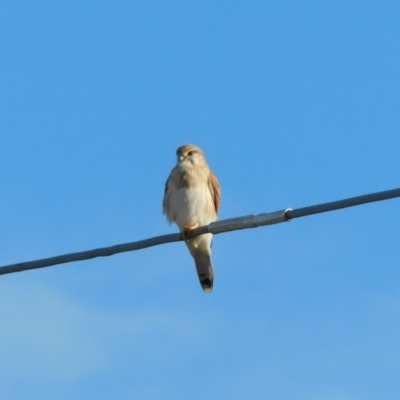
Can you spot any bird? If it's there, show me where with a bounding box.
[163,144,221,292]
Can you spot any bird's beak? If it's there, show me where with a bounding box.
[179,155,185,162]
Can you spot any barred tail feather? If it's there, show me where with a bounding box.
[194,252,214,292]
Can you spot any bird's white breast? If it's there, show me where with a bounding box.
[167,184,215,230]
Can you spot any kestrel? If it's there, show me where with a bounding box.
[163,144,221,292]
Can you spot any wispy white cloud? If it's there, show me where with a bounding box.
[0,281,104,381]
[0,279,220,390]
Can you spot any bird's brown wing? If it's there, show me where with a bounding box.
[208,171,221,214]
[162,175,171,215]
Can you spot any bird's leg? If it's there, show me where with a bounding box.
[181,222,199,240]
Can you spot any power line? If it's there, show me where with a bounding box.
[0,187,399,277]
[285,188,400,219]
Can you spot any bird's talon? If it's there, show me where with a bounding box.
[181,223,199,239]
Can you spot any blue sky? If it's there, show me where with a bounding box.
[1,1,399,399]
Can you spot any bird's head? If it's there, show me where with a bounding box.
[176,144,206,167]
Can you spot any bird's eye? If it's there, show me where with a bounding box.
[188,151,194,156]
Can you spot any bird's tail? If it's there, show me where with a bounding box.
[194,252,214,292]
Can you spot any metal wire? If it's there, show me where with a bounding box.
[285,188,400,219]
[0,187,399,276]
